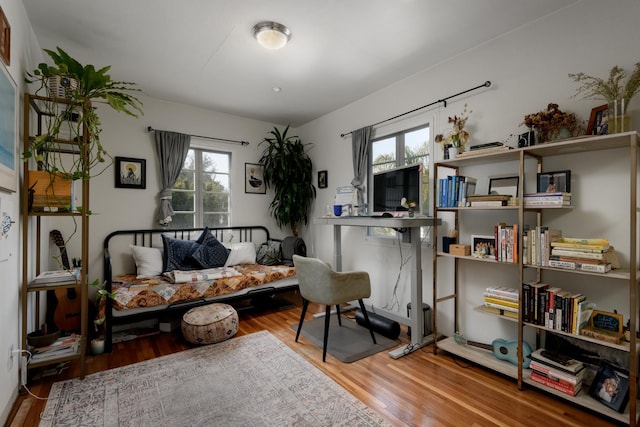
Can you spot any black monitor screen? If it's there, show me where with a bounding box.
[372,164,422,213]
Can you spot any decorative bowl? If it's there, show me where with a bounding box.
[27,328,61,348]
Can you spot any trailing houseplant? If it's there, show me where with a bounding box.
[24,47,143,180]
[258,126,316,237]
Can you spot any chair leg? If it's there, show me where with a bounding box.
[336,304,342,326]
[323,304,331,362]
[358,299,377,344]
[296,299,309,342]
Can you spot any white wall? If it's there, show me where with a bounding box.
[0,0,43,422]
[297,0,640,344]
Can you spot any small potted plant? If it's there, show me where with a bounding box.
[569,62,640,134]
[522,103,581,143]
[436,104,472,158]
[401,197,417,217]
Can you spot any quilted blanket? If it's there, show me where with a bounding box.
[103,264,296,312]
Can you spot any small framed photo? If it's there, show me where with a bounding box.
[489,176,519,197]
[318,170,328,189]
[589,363,630,413]
[245,163,266,194]
[115,157,146,189]
[471,235,496,257]
[586,104,609,135]
[537,170,571,193]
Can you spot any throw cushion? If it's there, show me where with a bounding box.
[130,245,163,278]
[192,228,229,268]
[162,234,201,272]
[257,240,282,266]
[224,242,257,266]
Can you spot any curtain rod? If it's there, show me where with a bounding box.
[340,80,492,138]
[147,126,250,146]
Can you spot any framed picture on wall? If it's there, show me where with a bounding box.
[318,170,327,189]
[0,59,17,193]
[245,163,266,194]
[115,157,146,189]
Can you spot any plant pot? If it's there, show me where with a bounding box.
[91,338,105,355]
[449,147,459,158]
[47,75,79,98]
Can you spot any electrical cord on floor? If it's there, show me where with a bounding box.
[13,349,49,400]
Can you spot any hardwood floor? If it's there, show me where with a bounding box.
[7,294,615,427]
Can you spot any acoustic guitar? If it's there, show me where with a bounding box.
[454,332,531,368]
[49,230,81,332]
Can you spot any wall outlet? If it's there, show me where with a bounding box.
[7,344,14,371]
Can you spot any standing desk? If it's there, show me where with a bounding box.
[313,216,440,358]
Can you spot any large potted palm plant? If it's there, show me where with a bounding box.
[258,126,316,236]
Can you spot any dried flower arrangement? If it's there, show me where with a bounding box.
[522,103,581,143]
[569,62,640,114]
[436,104,472,151]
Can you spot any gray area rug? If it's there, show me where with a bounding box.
[39,331,392,427]
[292,316,398,363]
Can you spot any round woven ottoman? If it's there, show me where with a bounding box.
[181,303,238,344]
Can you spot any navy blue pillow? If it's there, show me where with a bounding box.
[192,228,229,268]
[161,234,201,272]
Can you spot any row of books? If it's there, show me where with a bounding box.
[522,226,561,267]
[483,286,518,319]
[522,281,596,334]
[436,175,477,208]
[29,333,80,362]
[494,223,517,263]
[523,192,571,207]
[529,348,585,396]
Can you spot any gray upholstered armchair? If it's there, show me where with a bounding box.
[292,255,376,362]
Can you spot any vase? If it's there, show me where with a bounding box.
[91,338,105,355]
[607,100,632,134]
[449,147,459,158]
[549,127,572,141]
[408,207,415,217]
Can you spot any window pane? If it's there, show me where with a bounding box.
[183,150,195,170]
[204,213,229,227]
[170,213,195,229]
[202,151,229,173]
[203,192,229,212]
[202,172,229,192]
[172,191,194,211]
[405,127,430,166]
[175,170,195,190]
[372,137,396,173]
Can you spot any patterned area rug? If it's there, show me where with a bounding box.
[40,331,392,426]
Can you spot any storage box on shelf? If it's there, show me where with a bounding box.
[432,131,639,425]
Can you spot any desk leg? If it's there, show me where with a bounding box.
[388,226,433,358]
[333,225,342,271]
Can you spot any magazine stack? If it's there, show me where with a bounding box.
[529,348,585,396]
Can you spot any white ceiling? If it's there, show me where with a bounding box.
[23,0,577,127]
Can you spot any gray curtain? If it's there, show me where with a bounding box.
[351,126,372,215]
[154,130,191,226]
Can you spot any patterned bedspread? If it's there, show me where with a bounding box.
[105,264,296,311]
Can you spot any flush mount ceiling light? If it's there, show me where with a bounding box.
[253,21,291,50]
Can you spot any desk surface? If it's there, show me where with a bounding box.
[314,216,440,228]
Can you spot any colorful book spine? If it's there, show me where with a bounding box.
[529,371,580,396]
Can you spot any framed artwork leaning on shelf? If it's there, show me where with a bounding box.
[488,176,519,197]
[589,362,630,413]
[537,170,570,193]
[471,235,496,257]
[586,104,608,135]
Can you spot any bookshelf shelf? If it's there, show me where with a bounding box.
[432,131,639,426]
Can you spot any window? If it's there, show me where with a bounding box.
[171,148,231,228]
[368,124,430,238]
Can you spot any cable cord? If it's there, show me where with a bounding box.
[13,349,49,400]
[382,233,412,311]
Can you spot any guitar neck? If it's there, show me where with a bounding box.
[50,230,71,270]
[465,340,494,351]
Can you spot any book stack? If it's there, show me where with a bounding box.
[29,269,79,286]
[456,142,512,157]
[29,334,80,362]
[521,281,596,333]
[529,348,585,396]
[483,286,518,319]
[436,175,477,208]
[523,192,571,207]
[549,237,613,273]
[466,194,511,207]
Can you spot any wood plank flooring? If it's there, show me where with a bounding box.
[6,293,615,426]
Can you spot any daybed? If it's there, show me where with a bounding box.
[101,226,303,352]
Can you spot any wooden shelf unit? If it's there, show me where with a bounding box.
[21,92,90,379]
[432,131,639,425]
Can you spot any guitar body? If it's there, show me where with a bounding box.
[454,332,532,368]
[49,230,82,332]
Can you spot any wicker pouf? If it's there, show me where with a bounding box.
[181,303,238,344]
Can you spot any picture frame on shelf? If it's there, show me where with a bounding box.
[245,163,266,194]
[0,58,16,193]
[471,235,496,257]
[537,170,571,193]
[488,176,519,197]
[318,170,327,189]
[115,157,146,189]
[586,104,608,135]
[588,362,630,413]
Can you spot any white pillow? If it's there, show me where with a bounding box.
[130,245,163,278]
[224,242,257,266]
